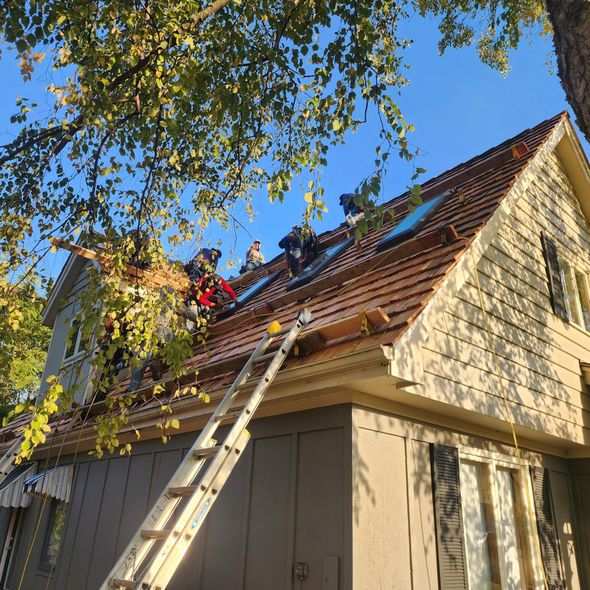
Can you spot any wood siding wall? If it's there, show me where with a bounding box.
[3,404,586,589]
[39,264,93,406]
[6,406,351,590]
[351,406,584,590]
[420,149,590,445]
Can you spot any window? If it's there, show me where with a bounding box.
[39,500,67,570]
[541,233,590,331]
[575,271,590,330]
[557,257,590,331]
[377,191,447,250]
[234,270,281,306]
[63,316,88,361]
[460,456,536,590]
[288,237,354,290]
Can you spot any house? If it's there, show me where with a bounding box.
[0,112,589,590]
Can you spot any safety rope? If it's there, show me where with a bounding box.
[14,343,113,590]
[471,254,549,590]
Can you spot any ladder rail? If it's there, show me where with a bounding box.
[136,309,311,588]
[0,436,24,481]
[100,327,276,586]
[102,309,311,589]
[142,429,252,588]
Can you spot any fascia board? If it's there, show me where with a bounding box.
[556,119,590,222]
[42,252,82,326]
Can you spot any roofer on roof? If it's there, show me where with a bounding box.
[126,247,237,392]
[339,193,366,227]
[278,224,319,278]
[241,239,265,273]
[183,247,237,315]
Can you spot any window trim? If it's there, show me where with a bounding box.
[458,448,545,590]
[0,508,23,589]
[287,236,354,291]
[556,252,590,332]
[234,270,282,307]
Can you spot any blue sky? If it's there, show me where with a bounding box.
[1,13,588,279]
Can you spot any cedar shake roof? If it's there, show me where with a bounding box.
[0,112,568,442]
[170,112,566,383]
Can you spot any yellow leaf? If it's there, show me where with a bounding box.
[304,192,313,203]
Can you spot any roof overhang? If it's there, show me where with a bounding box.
[42,251,87,327]
[555,117,590,223]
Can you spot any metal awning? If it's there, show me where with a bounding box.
[23,465,73,503]
[0,463,36,508]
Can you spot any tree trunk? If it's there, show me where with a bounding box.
[545,0,590,144]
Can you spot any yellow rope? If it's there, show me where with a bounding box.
[471,254,549,590]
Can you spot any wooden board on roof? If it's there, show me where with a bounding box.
[50,237,191,292]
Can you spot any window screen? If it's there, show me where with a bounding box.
[288,237,354,290]
[378,192,447,250]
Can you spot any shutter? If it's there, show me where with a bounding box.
[540,232,569,321]
[530,467,565,590]
[431,444,469,590]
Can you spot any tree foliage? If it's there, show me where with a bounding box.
[0,282,51,413]
[0,0,557,457]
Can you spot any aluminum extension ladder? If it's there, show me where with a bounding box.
[0,435,25,484]
[102,308,312,590]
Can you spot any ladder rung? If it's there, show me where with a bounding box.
[192,445,221,459]
[270,324,295,338]
[168,485,198,497]
[141,529,171,540]
[252,350,283,365]
[214,408,250,422]
[111,579,137,589]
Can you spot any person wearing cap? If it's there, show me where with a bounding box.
[184,248,237,312]
[339,193,366,227]
[244,240,265,271]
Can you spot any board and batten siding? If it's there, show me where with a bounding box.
[7,406,351,590]
[420,149,590,447]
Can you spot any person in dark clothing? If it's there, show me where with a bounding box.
[278,225,319,277]
[339,193,366,227]
[278,226,303,277]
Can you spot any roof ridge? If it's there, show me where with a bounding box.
[308,113,566,247]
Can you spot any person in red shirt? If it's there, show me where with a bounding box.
[183,248,237,321]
